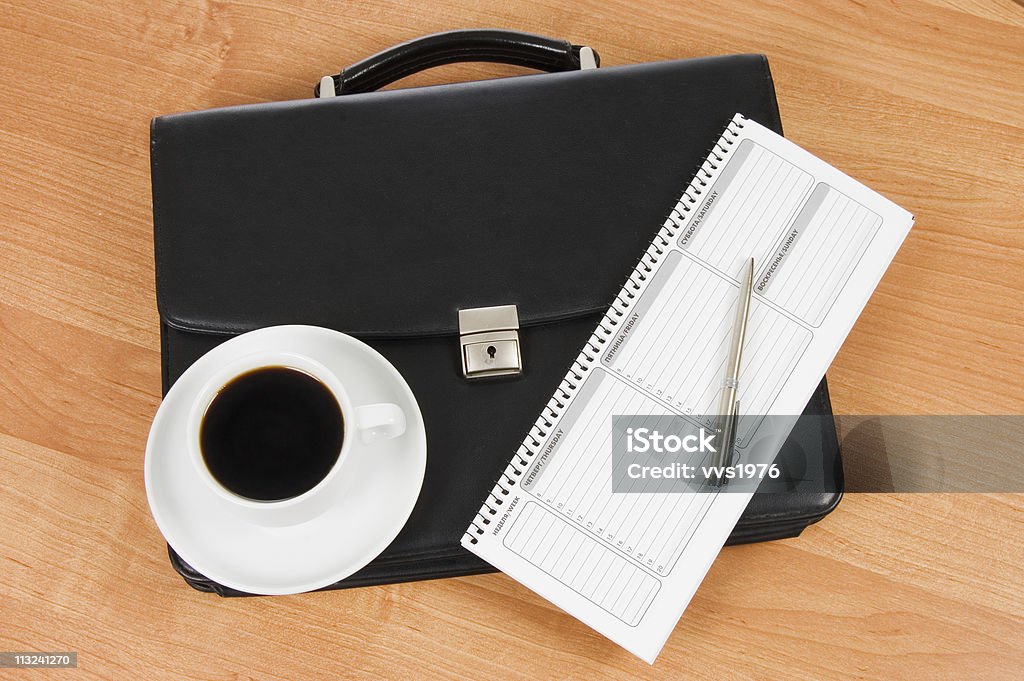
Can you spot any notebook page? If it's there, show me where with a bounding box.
[463,114,913,663]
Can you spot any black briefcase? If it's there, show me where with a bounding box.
[150,30,843,595]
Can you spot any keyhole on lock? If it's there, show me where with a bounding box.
[486,345,497,361]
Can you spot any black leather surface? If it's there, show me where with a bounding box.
[150,52,843,595]
[316,29,598,96]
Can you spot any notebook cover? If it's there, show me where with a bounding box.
[150,53,843,595]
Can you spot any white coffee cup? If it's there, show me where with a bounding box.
[185,350,406,525]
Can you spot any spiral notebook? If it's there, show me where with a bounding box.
[462,113,914,662]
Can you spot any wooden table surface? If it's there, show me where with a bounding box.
[2,0,1022,678]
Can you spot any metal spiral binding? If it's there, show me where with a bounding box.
[463,115,746,546]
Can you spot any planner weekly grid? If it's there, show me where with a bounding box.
[462,114,914,662]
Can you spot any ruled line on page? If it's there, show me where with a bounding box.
[678,138,814,278]
[521,369,718,577]
[755,183,883,326]
[503,501,661,626]
[603,252,813,431]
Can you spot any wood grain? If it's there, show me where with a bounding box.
[1,0,1021,677]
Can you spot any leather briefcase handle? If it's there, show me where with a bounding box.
[314,29,600,97]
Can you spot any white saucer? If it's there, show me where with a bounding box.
[145,325,426,595]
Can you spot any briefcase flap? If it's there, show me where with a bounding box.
[151,54,783,338]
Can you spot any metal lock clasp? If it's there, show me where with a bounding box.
[458,305,522,379]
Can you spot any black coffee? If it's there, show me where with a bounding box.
[200,366,344,501]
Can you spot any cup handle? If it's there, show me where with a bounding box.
[354,403,407,445]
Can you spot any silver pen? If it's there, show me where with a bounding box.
[710,257,755,486]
